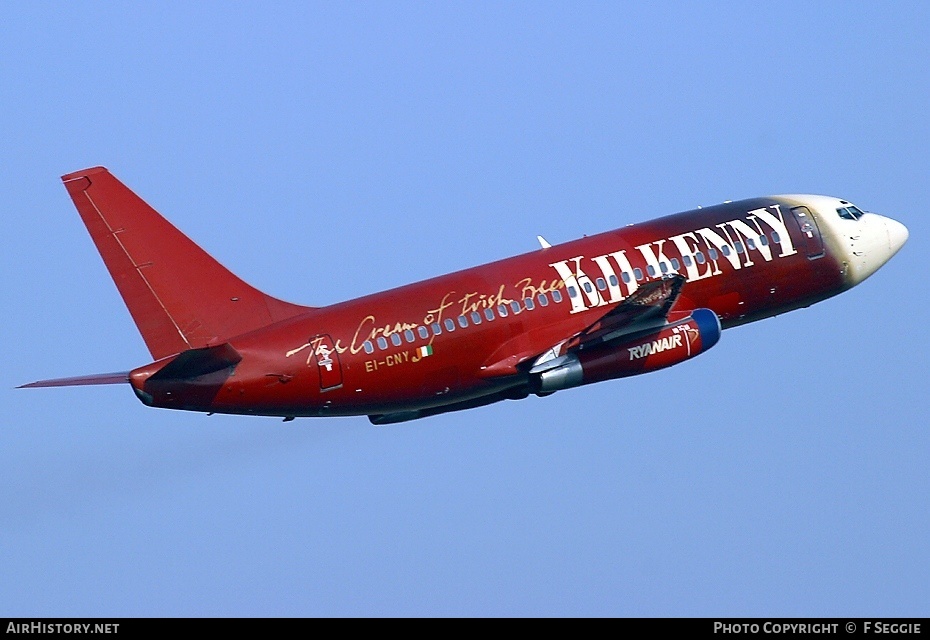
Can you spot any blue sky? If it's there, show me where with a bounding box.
[1,2,927,616]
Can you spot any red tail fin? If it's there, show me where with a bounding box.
[62,167,311,360]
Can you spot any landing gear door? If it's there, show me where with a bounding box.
[791,206,825,259]
[312,334,343,391]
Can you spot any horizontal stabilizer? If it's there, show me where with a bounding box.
[18,372,130,388]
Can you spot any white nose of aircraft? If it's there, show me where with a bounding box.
[844,212,908,285]
[883,216,909,255]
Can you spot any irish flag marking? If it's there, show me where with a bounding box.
[416,345,433,358]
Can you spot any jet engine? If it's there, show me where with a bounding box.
[531,308,721,393]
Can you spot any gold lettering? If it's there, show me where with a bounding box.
[286,335,333,365]
[458,292,478,315]
[426,292,456,325]
[516,277,563,300]
[350,315,377,354]
[489,284,510,308]
[380,351,413,367]
[372,321,419,339]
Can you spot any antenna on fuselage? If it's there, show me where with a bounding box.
[537,235,552,249]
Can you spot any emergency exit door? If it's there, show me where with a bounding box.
[311,334,343,391]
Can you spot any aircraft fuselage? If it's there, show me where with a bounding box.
[129,196,900,421]
[22,168,907,425]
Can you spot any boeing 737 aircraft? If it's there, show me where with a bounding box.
[21,167,908,424]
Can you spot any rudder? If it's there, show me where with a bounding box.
[62,167,311,360]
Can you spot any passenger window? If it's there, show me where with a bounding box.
[721,245,731,256]
[471,311,482,324]
[696,251,705,264]
[660,262,668,274]
[510,301,522,314]
[404,329,415,343]
[418,326,429,339]
[376,337,388,350]
[734,241,744,254]
[538,293,549,307]
[431,323,442,336]
[458,315,468,328]
[771,232,780,244]
[552,290,563,303]
[609,274,618,287]
[634,267,644,281]
[524,297,535,310]
[444,318,456,331]
[391,333,402,346]
[497,304,509,317]
[759,235,769,247]
[484,308,495,321]
[709,248,719,260]
[647,265,656,277]
[683,255,692,267]
[583,282,593,293]
[363,341,374,354]
[621,272,631,284]
[595,278,606,291]
[568,286,578,298]
[747,238,756,250]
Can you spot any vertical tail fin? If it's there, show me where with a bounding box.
[62,167,311,360]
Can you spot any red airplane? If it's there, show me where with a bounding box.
[21,167,908,424]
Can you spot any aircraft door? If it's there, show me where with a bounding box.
[790,206,825,259]
[311,334,343,391]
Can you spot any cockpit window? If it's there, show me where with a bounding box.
[837,205,865,221]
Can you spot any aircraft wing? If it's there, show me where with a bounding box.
[563,274,686,351]
[480,274,689,378]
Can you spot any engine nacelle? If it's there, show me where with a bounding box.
[534,308,721,392]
